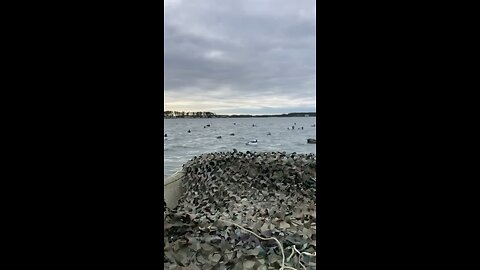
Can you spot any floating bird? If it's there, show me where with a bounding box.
[246,139,258,145]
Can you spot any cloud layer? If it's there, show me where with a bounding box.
[164,0,316,114]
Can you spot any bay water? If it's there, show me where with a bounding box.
[164,116,316,180]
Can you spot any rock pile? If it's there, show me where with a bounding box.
[164,151,316,269]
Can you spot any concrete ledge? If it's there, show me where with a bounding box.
[164,170,185,209]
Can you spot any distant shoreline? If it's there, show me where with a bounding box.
[164,112,316,119]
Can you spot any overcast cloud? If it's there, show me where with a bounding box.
[164,0,316,114]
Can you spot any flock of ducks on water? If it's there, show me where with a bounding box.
[164,122,316,144]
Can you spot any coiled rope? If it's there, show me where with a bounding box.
[219,219,315,270]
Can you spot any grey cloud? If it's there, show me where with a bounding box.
[164,0,316,114]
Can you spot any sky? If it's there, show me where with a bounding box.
[164,0,316,115]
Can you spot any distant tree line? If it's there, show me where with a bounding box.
[227,112,316,118]
[164,111,315,118]
[164,111,217,118]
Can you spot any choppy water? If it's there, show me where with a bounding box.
[164,117,316,180]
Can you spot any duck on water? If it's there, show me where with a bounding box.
[246,139,258,145]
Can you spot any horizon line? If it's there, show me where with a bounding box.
[164,111,316,116]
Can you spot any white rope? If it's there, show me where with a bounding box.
[292,245,307,270]
[287,247,296,261]
[220,218,303,270]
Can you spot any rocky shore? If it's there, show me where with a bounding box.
[164,150,316,269]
